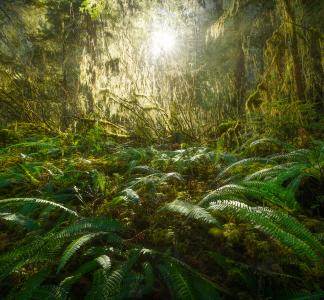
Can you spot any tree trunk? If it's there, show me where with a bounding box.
[282,0,305,101]
[309,31,324,113]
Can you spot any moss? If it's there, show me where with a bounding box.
[223,222,241,243]
[243,231,271,260]
[245,90,263,112]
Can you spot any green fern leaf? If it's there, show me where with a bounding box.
[57,218,122,239]
[0,212,39,230]
[0,198,78,217]
[249,138,293,151]
[209,200,322,262]
[158,262,195,300]
[60,256,108,291]
[95,255,112,270]
[57,233,106,273]
[163,200,221,226]
[216,157,274,180]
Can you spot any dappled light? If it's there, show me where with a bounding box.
[0,0,323,299]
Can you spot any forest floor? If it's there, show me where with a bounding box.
[0,123,323,299]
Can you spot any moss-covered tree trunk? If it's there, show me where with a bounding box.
[308,31,324,113]
[282,0,305,101]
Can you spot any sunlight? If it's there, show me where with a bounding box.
[2,1,322,297]
[150,28,176,58]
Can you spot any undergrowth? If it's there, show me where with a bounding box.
[0,123,323,300]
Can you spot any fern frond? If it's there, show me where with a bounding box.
[0,212,39,230]
[158,262,195,300]
[271,164,309,185]
[249,138,293,151]
[216,157,274,180]
[263,210,324,256]
[0,237,49,279]
[270,149,311,162]
[120,188,140,204]
[57,233,106,273]
[162,172,184,182]
[86,265,127,300]
[60,256,108,290]
[200,184,249,206]
[167,256,223,299]
[244,163,298,181]
[95,255,112,270]
[31,284,68,300]
[85,269,107,300]
[201,182,298,210]
[209,201,322,262]
[0,198,78,217]
[130,165,157,174]
[141,262,155,294]
[127,172,183,196]
[163,200,221,226]
[56,218,122,239]
[103,265,127,297]
[242,181,298,210]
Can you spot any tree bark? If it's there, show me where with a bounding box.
[282,0,305,101]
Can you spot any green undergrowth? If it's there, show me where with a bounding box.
[0,124,323,300]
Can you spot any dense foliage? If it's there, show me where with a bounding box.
[1,0,323,139]
[0,0,323,299]
[0,123,323,299]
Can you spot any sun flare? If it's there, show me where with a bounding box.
[150,28,176,58]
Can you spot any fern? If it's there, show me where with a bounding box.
[263,209,324,256]
[216,157,274,181]
[0,236,58,280]
[158,262,195,300]
[31,284,68,300]
[60,263,97,291]
[0,217,121,282]
[125,171,183,201]
[15,268,51,300]
[95,255,112,270]
[0,212,39,230]
[157,256,222,300]
[56,218,122,239]
[270,149,312,163]
[249,138,294,151]
[0,170,25,188]
[200,180,300,210]
[86,263,130,299]
[103,265,127,297]
[120,188,140,204]
[163,200,221,226]
[166,256,223,300]
[57,232,107,273]
[91,170,106,194]
[0,198,78,217]
[244,162,299,181]
[128,172,183,190]
[208,200,323,262]
[141,262,155,294]
[85,269,107,299]
[60,256,110,291]
[130,165,157,174]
